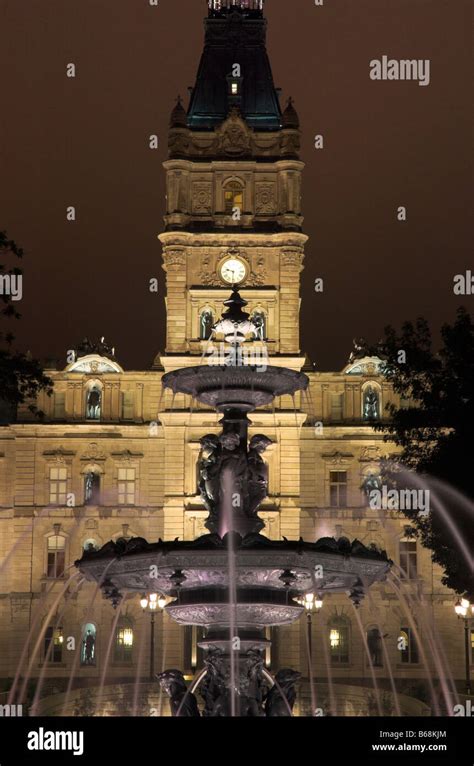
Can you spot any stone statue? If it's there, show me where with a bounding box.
[264,669,301,716]
[252,312,266,341]
[156,670,200,717]
[200,310,214,341]
[198,435,221,533]
[86,388,101,420]
[201,647,267,717]
[199,431,272,536]
[363,385,379,420]
[247,435,272,518]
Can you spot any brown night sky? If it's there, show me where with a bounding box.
[0,0,472,371]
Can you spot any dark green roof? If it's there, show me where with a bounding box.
[187,7,282,131]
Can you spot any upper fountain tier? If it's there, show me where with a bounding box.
[162,287,309,413]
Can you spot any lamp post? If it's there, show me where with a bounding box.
[301,593,323,676]
[140,593,167,680]
[454,598,474,695]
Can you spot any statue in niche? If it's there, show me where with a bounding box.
[84,472,100,505]
[156,670,200,717]
[264,668,301,716]
[86,387,101,420]
[199,310,214,341]
[363,385,379,420]
[247,435,272,518]
[82,629,96,665]
[252,311,266,341]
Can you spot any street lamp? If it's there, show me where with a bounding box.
[295,593,323,675]
[141,593,166,680]
[454,598,473,695]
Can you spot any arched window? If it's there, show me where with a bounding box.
[362,383,380,421]
[47,534,66,578]
[84,471,100,506]
[114,619,134,663]
[366,627,383,667]
[328,616,350,664]
[252,311,267,341]
[86,384,102,421]
[81,623,97,666]
[224,181,243,215]
[199,309,214,341]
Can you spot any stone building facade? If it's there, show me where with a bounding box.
[0,0,469,715]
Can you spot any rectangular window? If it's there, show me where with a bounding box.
[47,535,66,578]
[114,626,133,663]
[329,471,347,508]
[44,626,63,663]
[471,629,474,663]
[49,467,67,505]
[330,393,344,421]
[53,393,65,419]
[399,627,419,664]
[121,392,134,420]
[118,468,136,506]
[330,624,350,664]
[399,539,418,579]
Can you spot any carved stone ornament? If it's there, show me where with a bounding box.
[215,110,251,156]
[359,446,382,463]
[255,183,277,214]
[163,250,186,272]
[81,443,106,463]
[281,250,304,270]
[192,183,212,214]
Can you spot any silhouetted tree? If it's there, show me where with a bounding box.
[0,231,52,419]
[377,308,474,598]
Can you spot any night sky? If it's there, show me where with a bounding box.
[1,0,471,371]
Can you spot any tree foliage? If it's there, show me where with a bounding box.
[0,231,52,418]
[377,308,474,597]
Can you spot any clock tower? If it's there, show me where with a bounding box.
[158,0,307,361]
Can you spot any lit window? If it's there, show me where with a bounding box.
[224,182,243,215]
[118,468,136,505]
[81,623,97,666]
[329,471,347,508]
[115,623,133,663]
[44,626,64,663]
[471,629,474,662]
[329,619,350,664]
[231,82,238,95]
[399,627,419,664]
[49,467,67,505]
[47,535,66,578]
[399,538,417,579]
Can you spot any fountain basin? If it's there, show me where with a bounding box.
[162,365,309,412]
[76,534,391,627]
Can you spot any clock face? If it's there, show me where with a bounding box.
[220,258,247,285]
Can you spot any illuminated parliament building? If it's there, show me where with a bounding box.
[0,0,469,717]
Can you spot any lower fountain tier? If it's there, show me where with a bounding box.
[76,533,391,626]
